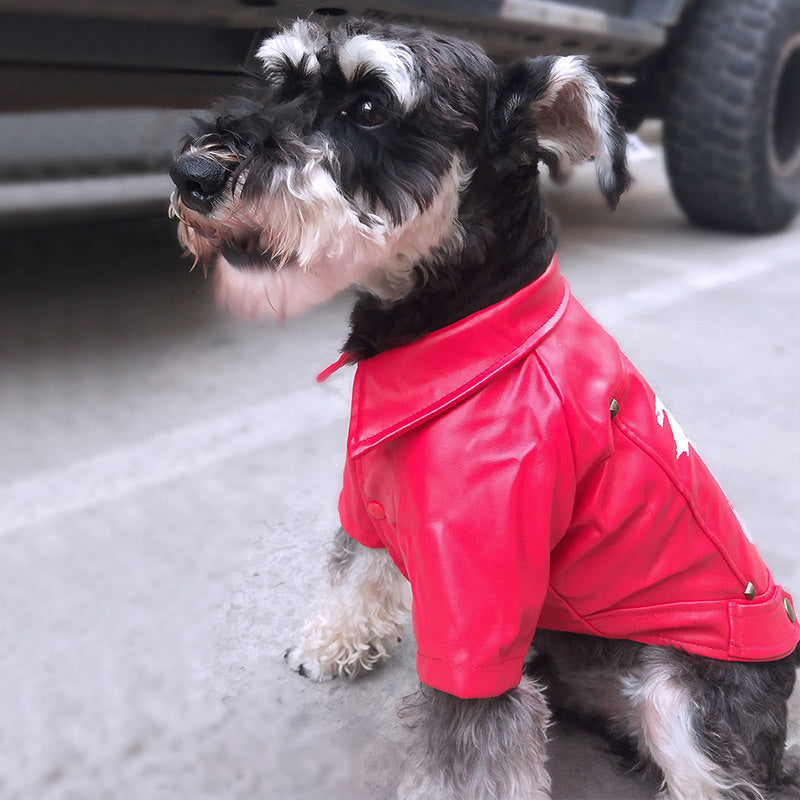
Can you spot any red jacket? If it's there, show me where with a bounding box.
[329,257,799,699]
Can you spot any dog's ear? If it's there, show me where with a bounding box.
[494,55,631,207]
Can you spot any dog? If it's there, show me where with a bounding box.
[169,18,800,800]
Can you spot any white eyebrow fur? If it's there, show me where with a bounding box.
[256,19,325,76]
[336,35,420,110]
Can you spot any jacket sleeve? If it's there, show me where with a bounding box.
[338,452,385,550]
[397,362,575,698]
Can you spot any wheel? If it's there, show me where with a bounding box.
[662,0,800,233]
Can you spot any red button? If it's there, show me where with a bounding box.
[367,501,386,520]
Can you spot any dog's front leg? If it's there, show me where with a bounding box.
[398,675,552,800]
[286,528,411,681]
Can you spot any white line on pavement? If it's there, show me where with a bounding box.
[587,254,793,326]
[0,253,792,536]
[0,381,351,537]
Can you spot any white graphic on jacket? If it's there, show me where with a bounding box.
[655,395,690,459]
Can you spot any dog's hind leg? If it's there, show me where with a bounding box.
[398,675,552,800]
[622,648,798,800]
[621,651,750,799]
[529,632,797,799]
[285,528,410,681]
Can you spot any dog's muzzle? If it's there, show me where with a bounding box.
[170,153,229,214]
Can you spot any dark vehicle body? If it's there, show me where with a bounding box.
[2,0,799,231]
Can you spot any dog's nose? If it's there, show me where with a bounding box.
[169,154,228,214]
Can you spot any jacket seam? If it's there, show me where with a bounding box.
[612,417,748,586]
[546,584,607,637]
[530,349,583,544]
[416,650,527,670]
[730,635,800,657]
[533,343,622,482]
[729,591,785,620]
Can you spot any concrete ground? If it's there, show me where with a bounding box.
[1,144,799,800]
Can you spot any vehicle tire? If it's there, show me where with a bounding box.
[662,0,800,233]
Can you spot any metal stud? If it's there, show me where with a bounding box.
[609,398,620,419]
[785,598,797,624]
[744,582,756,600]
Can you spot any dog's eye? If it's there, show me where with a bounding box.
[351,99,388,128]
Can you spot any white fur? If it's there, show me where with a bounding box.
[533,55,617,193]
[337,35,420,110]
[622,658,761,800]
[210,154,470,320]
[285,544,410,681]
[256,19,324,76]
[357,158,471,302]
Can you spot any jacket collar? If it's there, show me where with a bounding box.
[328,256,569,458]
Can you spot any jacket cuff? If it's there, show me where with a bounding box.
[416,651,526,699]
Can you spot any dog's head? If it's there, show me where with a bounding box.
[170,18,629,321]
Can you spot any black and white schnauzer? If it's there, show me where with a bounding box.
[170,18,800,800]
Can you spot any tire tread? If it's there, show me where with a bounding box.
[663,0,800,232]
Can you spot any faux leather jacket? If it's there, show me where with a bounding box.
[330,257,799,699]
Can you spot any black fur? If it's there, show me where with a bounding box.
[172,19,796,800]
[531,630,799,796]
[175,18,630,356]
[687,646,799,794]
[398,674,551,798]
[343,160,558,357]
[327,526,359,584]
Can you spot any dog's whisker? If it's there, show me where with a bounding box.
[168,200,184,223]
[264,279,282,319]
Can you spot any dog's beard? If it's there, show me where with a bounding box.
[174,153,468,321]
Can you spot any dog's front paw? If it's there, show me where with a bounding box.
[284,641,346,682]
[285,612,399,682]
